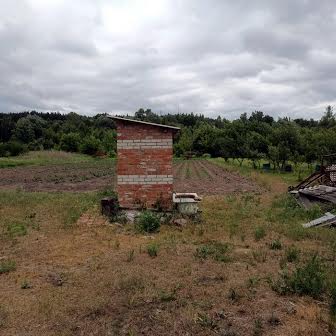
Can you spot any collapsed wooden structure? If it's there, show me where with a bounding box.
[289,154,336,209]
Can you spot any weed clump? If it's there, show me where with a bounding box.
[254,227,266,241]
[272,254,325,298]
[21,279,32,289]
[253,318,263,336]
[6,222,27,237]
[0,260,16,274]
[159,288,177,302]
[195,312,218,330]
[147,242,159,257]
[252,249,267,263]
[136,211,160,233]
[118,275,145,292]
[227,287,241,302]
[0,305,8,328]
[269,239,282,250]
[126,249,135,262]
[195,241,231,262]
[285,245,300,262]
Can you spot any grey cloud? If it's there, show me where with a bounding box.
[0,0,336,119]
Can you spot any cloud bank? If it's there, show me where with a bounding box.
[1,0,335,119]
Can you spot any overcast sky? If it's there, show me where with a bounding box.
[1,0,335,119]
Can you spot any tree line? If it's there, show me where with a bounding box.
[1,107,336,169]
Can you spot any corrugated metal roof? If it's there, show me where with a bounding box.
[108,115,180,131]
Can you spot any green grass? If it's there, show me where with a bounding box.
[285,245,300,262]
[0,260,16,274]
[254,226,266,241]
[210,157,316,186]
[272,254,325,299]
[194,241,231,262]
[0,190,98,239]
[0,150,103,168]
[147,242,159,257]
[135,211,161,233]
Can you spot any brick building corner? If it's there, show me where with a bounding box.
[110,116,179,210]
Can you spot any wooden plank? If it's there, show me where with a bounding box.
[303,212,336,228]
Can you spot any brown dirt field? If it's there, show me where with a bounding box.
[0,161,116,192]
[1,201,332,336]
[0,159,334,335]
[173,160,261,196]
[0,160,260,196]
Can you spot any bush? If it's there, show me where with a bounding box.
[0,143,7,157]
[60,133,81,152]
[254,226,266,241]
[136,211,160,233]
[272,254,325,298]
[0,141,28,157]
[195,241,231,262]
[80,136,102,156]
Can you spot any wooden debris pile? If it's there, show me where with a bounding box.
[289,154,336,228]
[289,154,336,210]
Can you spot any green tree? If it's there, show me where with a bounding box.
[60,133,81,152]
[80,136,102,156]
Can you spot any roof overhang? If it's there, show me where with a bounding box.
[108,115,180,132]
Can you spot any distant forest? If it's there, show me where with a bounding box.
[1,107,336,169]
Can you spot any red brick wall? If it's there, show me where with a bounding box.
[115,120,174,210]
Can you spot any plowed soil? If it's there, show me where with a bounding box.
[0,161,116,192]
[0,159,259,195]
[173,160,260,195]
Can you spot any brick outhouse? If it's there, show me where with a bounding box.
[110,117,180,210]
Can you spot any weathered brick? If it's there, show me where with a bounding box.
[113,119,176,210]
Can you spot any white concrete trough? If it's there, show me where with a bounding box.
[173,192,202,215]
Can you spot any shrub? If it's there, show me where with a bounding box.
[254,226,266,241]
[0,143,7,157]
[60,133,81,152]
[195,241,230,262]
[9,141,28,156]
[285,245,300,262]
[0,141,28,157]
[270,239,282,250]
[136,211,160,233]
[147,242,159,257]
[80,136,102,156]
[272,254,325,298]
[0,260,16,274]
